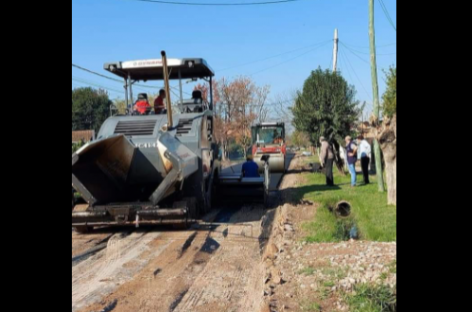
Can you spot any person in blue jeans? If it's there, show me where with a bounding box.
[242,155,260,177]
[345,136,358,187]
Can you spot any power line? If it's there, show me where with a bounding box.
[72,63,158,88]
[265,98,295,107]
[72,76,124,93]
[169,88,181,100]
[339,48,372,102]
[339,49,370,101]
[340,48,371,100]
[72,63,122,82]
[124,0,304,6]
[72,81,123,99]
[339,42,370,65]
[341,42,396,49]
[338,48,353,86]
[249,41,331,76]
[339,41,395,56]
[72,63,191,95]
[72,77,125,94]
[72,77,192,104]
[217,39,332,72]
[378,0,396,31]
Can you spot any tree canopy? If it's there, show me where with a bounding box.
[382,66,396,118]
[291,68,360,145]
[72,87,112,133]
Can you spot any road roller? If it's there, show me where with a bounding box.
[251,122,286,173]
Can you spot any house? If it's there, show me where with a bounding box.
[72,130,95,143]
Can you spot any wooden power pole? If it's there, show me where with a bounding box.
[368,0,385,192]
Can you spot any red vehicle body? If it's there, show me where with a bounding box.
[251,122,286,173]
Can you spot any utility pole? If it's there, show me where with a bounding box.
[368,0,385,192]
[332,28,338,72]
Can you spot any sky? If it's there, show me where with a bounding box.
[72,0,396,118]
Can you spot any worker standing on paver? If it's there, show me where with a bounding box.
[319,136,335,186]
[242,155,260,177]
[154,89,166,114]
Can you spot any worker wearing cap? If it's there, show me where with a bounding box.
[242,155,259,178]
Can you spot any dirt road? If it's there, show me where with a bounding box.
[72,154,300,312]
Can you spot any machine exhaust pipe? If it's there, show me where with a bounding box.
[161,50,173,128]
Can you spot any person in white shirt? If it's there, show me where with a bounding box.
[357,135,371,184]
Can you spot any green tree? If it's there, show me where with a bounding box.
[113,98,127,115]
[291,68,360,145]
[290,130,310,148]
[382,66,396,118]
[72,87,112,133]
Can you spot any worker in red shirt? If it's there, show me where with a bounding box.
[133,93,151,115]
[154,89,166,114]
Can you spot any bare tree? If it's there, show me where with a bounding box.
[226,77,256,158]
[253,85,271,123]
[271,92,295,133]
[291,130,310,148]
[206,77,273,160]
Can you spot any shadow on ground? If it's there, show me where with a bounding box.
[282,184,341,205]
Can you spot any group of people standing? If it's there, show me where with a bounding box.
[319,135,371,187]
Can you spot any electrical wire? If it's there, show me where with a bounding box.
[123,0,305,6]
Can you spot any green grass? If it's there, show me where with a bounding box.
[302,302,322,312]
[318,285,332,300]
[298,267,316,276]
[323,280,335,288]
[297,156,396,242]
[380,260,396,281]
[344,284,396,312]
[321,267,347,280]
[379,272,388,281]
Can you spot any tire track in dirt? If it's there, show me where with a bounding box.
[76,226,222,312]
[172,205,267,312]
[73,231,171,312]
[72,231,114,258]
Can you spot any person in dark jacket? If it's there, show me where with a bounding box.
[319,136,335,186]
[345,135,358,187]
[242,155,259,177]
